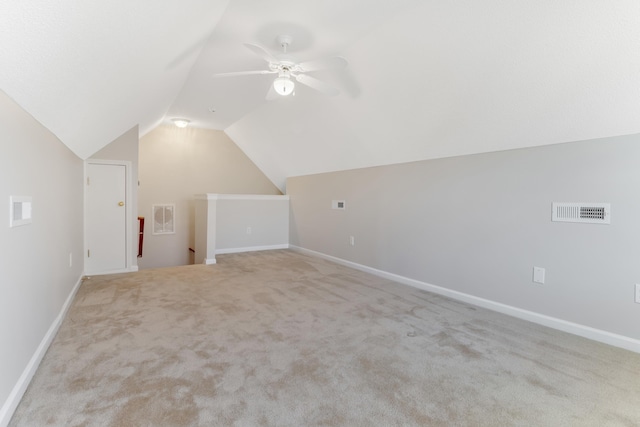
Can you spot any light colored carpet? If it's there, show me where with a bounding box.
[9,250,640,426]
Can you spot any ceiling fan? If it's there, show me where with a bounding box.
[212,35,347,99]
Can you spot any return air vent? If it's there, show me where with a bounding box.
[552,202,610,224]
[152,204,175,234]
[331,200,346,210]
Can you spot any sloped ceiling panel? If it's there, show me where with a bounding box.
[166,0,416,130]
[226,0,640,191]
[0,0,230,159]
[2,0,639,185]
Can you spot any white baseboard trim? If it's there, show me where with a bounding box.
[85,266,138,276]
[204,258,217,265]
[290,245,640,354]
[0,274,84,427]
[216,244,289,255]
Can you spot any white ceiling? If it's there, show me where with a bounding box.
[2,1,640,190]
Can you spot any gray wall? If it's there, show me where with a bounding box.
[287,134,640,341]
[216,196,289,252]
[0,90,84,420]
[193,195,290,264]
[90,126,140,269]
[138,126,282,269]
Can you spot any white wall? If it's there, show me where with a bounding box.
[90,126,140,270]
[0,90,84,424]
[287,134,640,349]
[138,126,281,269]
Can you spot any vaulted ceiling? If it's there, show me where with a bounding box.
[2,1,639,191]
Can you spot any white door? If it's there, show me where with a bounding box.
[86,163,127,273]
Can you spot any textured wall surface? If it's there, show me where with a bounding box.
[0,90,84,422]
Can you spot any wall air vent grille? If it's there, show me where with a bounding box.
[552,202,610,224]
[152,204,175,234]
[331,200,346,210]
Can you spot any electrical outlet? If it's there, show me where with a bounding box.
[246,226,252,235]
[533,267,545,284]
[349,236,355,246]
[635,284,640,304]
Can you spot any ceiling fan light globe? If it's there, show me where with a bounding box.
[273,77,295,96]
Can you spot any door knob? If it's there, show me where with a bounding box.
[118,201,124,206]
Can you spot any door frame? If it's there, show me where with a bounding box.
[84,159,136,275]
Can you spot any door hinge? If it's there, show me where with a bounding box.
[87,249,90,258]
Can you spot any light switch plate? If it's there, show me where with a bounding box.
[533,267,545,284]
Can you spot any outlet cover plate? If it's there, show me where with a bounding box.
[533,267,545,284]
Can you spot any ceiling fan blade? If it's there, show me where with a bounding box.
[212,70,275,78]
[298,56,348,72]
[244,43,278,64]
[295,74,340,96]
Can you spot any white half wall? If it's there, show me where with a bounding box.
[195,194,289,264]
[138,126,281,269]
[287,134,640,347]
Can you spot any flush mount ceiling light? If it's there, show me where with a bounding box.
[273,73,295,96]
[172,118,190,128]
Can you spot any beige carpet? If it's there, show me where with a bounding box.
[9,250,640,426]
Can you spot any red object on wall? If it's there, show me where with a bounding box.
[138,216,145,258]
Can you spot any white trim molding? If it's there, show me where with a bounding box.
[216,244,289,255]
[195,193,289,201]
[0,274,83,427]
[289,245,640,354]
[83,266,139,276]
[204,258,217,265]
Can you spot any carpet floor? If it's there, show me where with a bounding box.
[9,250,640,426]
